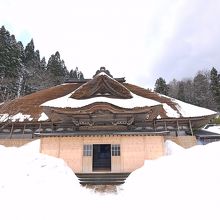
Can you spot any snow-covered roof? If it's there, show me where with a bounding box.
[202,125,220,135]
[0,69,217,122]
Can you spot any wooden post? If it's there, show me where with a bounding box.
[31,125,35,139]
[22,124,26,139]
[177,120,180,130]
[39,123,42,134]
[9,123,14,139]
[164,121,167,131]
[189,119,193,136]
[51,123,53,133]
[153,120,156,132]
[176,120,180,135]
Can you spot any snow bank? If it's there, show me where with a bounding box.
[164,140,185,155]
[122,140,220,220]
[0,141,117,220]
[0,142,86,220]
[0,140,220,220]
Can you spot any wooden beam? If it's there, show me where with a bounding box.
[189,119,193,136]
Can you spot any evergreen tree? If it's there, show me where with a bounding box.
[65,67,85,82]
[168,79,178,98]
[154,77,169,95]
[193,71,215,109]
[210,67,220,111]
[183,79,194,104]
[0,26,24,101]
[69,67,79,79]
[46,51,69,86]
[177,81,185,101]
[40,57,46,70]
[23,39,46,93]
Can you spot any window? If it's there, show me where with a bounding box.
[112,144,120,156]
[83,144,92,156]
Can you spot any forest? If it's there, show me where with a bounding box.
[154,68,220,112]
[0,26,84,103]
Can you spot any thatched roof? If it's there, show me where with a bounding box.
[0,70,216,123]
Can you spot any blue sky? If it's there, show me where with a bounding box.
[1,0,220,88]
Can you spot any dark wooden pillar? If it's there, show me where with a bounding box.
[189,119,193,136]
[9,123,14,139]
[22,124,26,138]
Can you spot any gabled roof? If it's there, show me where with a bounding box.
[70,72,132,99]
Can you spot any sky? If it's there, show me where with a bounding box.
[1,0,220,89]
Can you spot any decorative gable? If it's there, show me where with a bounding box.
[70,67,133,99]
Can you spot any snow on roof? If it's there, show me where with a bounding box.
[0,114,9,122]
[158,94,216,117]
[38,112,49,122]
[174,99,216,117]
[96,71,110,76]
[10,113,33,122]
[162,103,180,118]
[202,125,220,134]
[41,89,217,118]
[0,113,33,122]
[41,91,161,109]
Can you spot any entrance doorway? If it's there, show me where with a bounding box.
[93,144,111,171]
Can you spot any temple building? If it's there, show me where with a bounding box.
[0,67,217,183]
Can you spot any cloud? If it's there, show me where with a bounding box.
[1,0,220,89]
[149,0,220,83]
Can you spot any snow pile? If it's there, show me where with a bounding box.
[0,140,87,220]
[164,140,185,155]
[122,140,220,220]
[0,140,220,220]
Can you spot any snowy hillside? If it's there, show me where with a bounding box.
[0,140,220,220]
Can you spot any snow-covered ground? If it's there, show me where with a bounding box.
[0,140,220,220]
